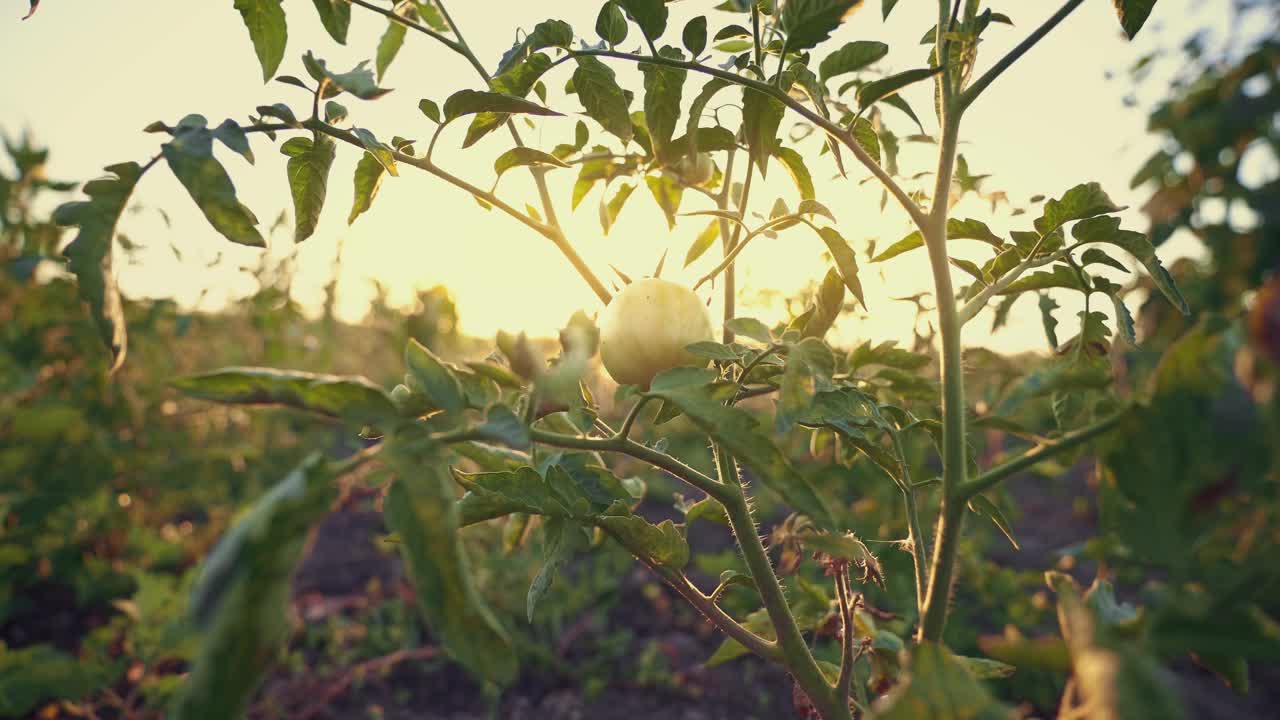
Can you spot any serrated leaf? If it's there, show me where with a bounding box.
[574,56,634,144]
[496,19,573,75]
[640,47,687,162]
[53,162,142,372]
[1072,215,1188,314]
[968,494,1020,551]
[1038,292,1061,349]
[851,116,880,163]
[646,173,684,229]
[998,265,1086,295]
[773,146,815,200]
[172,367,395,425]
[527,516,587,621]
[162,127,265,247]
[597,506,690,569]
[234,0,288,82]
[303,52,391,100]
[819,39,887,81]
[406,338,466,415]
[1034,182,1123,236]
[280,134,336,243]
[384,442,517,686]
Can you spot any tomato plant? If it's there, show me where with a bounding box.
[22,0,1280,718]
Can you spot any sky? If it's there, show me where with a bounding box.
[0,0,1235,355]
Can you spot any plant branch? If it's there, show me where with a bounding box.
[957,248,1069,325]
[529,427,730,503]
[616,395,654,440]
[834,572,857,708]
[342,0,463,53]
[959,0,1087,110]
[714,447,849,720]
[602,526,782,663]
[888,427,930,616]
[958,407,1128,500]
[568,49,928,233]
[692,211,808,291]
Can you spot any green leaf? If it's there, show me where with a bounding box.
[871,231,923,262]
[645,173,684,230]
[596,1,629,45]
[162,126,265,248]
[851,116,880,163]
[773,146,815,200]
[473,405,531,450]
[174,454,335,720]
[780,0,864,53]
[967,494,1020,551]
[527,517,588,622]
[280,134,336,243]
[948,217,1003,246]
[955,655,1017,680]
[0,645,114,718]
[1038,292,1061,349]
[1113,0,1159,40]
[618,0,669,42]
[816,227,866,310]
[684,219,720,266]
[375,10,409,82]
[302,52,391,100]
[683,15,708,56]
[640,47,687,162]
[573,56,634,144]
[495,19,573,75]
[405,337,466,416]
[726,317,773,343]
[53,162,141,372]
[1080,247,1129,273]
[443,88,560,122]
[172,367,396,425]
[323,100,348,124]
[684,340,743,361]
[874,644,1011,720]
[857,66,943,109]
[348,151,385,225]
[384,441,517,686]
[780,336,836,425]
[648,384,837,529]
[310,0,350,43]
[998,265,1085,295]
[233,0,287,82]
[600,182,637,234]
[848,340,929,370]
[881,0,900,19]
[743,83,786,176]
[494,147,571,178]
[596,504,690,569]
[1072,215,1189,314]
[818,40,888,81]
[1034,182,1123,236]
[418,98,441,123]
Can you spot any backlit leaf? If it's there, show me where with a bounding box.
[233,0,287,82]
[280,134,336,243]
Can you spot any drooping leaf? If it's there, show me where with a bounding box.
[302,52,391,100]
[384,440,517,686]
[495,19,573,75]
[309,0,350,43]
[280,134,336,243]
[348,151,385,225]
[816,227,866,309]
[53,162,142,372]
[233,0,287,82]
[1113,0,1159,40]
[645,173,684,229]
[818,39,888,81]
[573,56,634,144]
[1038,292,1061,349]
[881,0,900,19]
[773,146,815,200]
[376,7,411,82]
[173,454,335,720]
[1072,215,1188,314]
[683,220,721,267]
[851,116,880,163]
[600,182,637,234]
[162,125,265,247]
[684,77,731,158]
[640,47,688,162]
[743,82,786,176]
[526,516,587,620]
[405,338,466,416]
[172,367,396,426]
[967,494,1020,551]
[780,0,865,53]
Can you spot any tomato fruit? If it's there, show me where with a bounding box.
[599,278,714,388]
[676,153,715,187]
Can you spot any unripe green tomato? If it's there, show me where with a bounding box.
[677,152,715,187]
[599,278,714,388]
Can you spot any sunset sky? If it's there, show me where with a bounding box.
[0,1,1240,354]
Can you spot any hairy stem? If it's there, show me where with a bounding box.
[717,148,740,343]
[714,447,850,720]
[958,408,1128,499]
